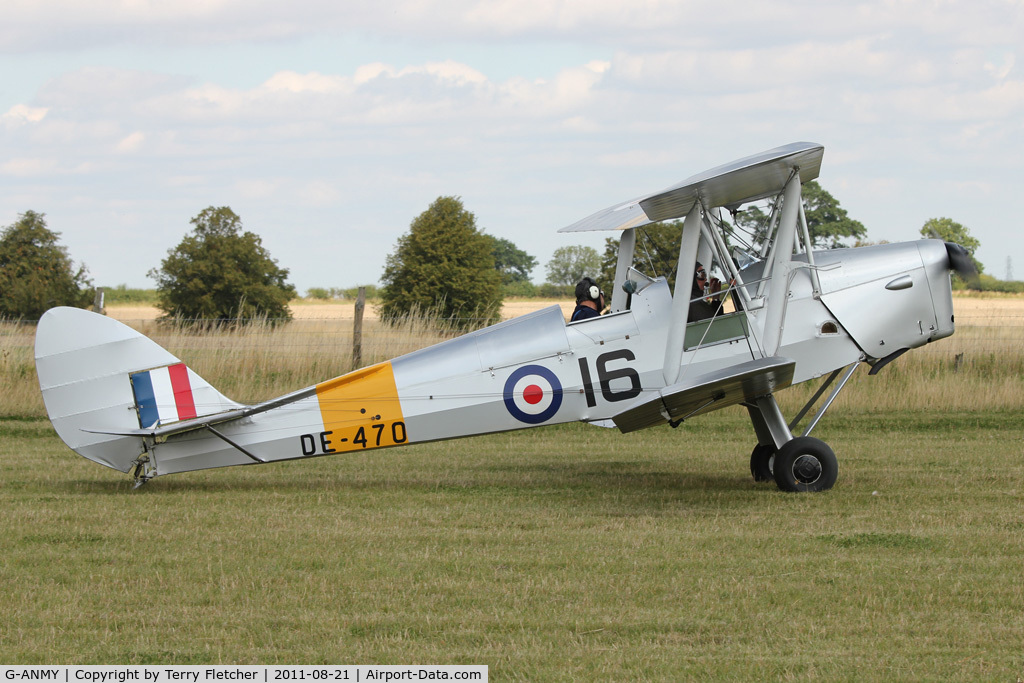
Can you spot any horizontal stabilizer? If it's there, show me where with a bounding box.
[612,356,796,433]
[559,142,823,232]
[83,385,317,439]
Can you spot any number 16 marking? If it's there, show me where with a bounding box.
[578,349,642,407]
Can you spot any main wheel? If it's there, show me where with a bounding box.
[772,437,838,493]
[749,444,775,482]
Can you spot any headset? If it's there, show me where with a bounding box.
[575,277,604,304]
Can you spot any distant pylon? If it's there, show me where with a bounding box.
[1007,256,1014,282]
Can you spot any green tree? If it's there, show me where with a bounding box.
[0,210,92,319]
[380,196,502,329]
[920,217,983,274]
[545,245,601,286]
[149,206,295,324]
[488,235,537,285]
[735,181,866,249]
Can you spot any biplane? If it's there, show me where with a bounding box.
[35,142,970,492]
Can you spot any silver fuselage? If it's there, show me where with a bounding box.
[119,239,953,476]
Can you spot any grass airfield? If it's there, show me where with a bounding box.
[1,410,1022,680]
[1,295,1023,679]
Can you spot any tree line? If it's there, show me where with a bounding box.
[0,184,998,324]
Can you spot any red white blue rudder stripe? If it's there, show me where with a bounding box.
[131,363,198,427]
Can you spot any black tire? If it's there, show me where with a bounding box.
[749,444,775,482]
[772,437,838,493]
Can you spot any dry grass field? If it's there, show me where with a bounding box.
[3,293,1020,416]
[100,293,1024,330]
[101,298,580,323]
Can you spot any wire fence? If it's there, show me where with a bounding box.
[917,310,1024,356]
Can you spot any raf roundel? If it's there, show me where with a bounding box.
[503,365,563,424]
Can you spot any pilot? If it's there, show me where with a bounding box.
[688,262,725,322]
[571,277,605,321]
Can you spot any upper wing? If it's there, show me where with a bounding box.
[559,142,823,233]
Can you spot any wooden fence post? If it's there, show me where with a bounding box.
[93,287,105,315]
[352,286,365,369]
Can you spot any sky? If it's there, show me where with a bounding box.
[2,0,1022,293]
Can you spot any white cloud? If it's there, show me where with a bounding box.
[3,0,1023,289]
[4,0,1020,53]
[984,52,1016,81]
[61,58,606,135]
[353,63,394,85]
[597,149,678,168]
[868,80,1024,125]
[610,39,950,94]
[0,157,94,177]
[560,116,601,133]
[115,131,146,153]
[406,61,488,85]
[950,179,995,197]
[264,71,350,94]
[1,104,48,127]
[1,157,57,176]
[234,179,281,199]
[297,180,341,206]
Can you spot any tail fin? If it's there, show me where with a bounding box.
[35,307,241,472]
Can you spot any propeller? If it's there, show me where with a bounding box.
[944,241,981,290]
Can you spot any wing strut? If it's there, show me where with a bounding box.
[610,228,637,313]
[761,171,803,356]
[662,203,703,384]
[697,201,764,358]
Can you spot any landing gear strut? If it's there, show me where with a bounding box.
[744,363,857,492]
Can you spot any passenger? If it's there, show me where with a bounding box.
[688,262,725,322]
[571,277,605,321]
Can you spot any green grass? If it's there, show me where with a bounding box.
[1,411,1022,680]
[100,285,159,305]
